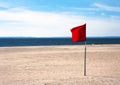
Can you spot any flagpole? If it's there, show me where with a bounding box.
[84,41,87,76]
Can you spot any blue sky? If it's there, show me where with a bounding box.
[0,0,120,37]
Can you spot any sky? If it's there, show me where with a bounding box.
[0,0,120,37]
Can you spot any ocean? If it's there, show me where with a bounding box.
[0,37,120,47]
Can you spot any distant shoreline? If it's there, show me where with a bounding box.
[0,44,120,48]
[0,37,120,47]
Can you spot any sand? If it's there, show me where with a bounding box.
[0,44,120,85]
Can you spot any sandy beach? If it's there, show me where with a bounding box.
[0,44,120,85]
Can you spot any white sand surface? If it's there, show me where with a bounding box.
[0,45,120,85]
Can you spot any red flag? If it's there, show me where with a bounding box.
[71,24,86,42]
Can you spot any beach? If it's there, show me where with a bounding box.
[0,44,120,85]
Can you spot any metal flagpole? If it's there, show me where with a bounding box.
[84,41,87,76]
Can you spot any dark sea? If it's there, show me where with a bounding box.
[0,37,120,47]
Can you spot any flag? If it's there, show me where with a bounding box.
[71,24,86,42]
